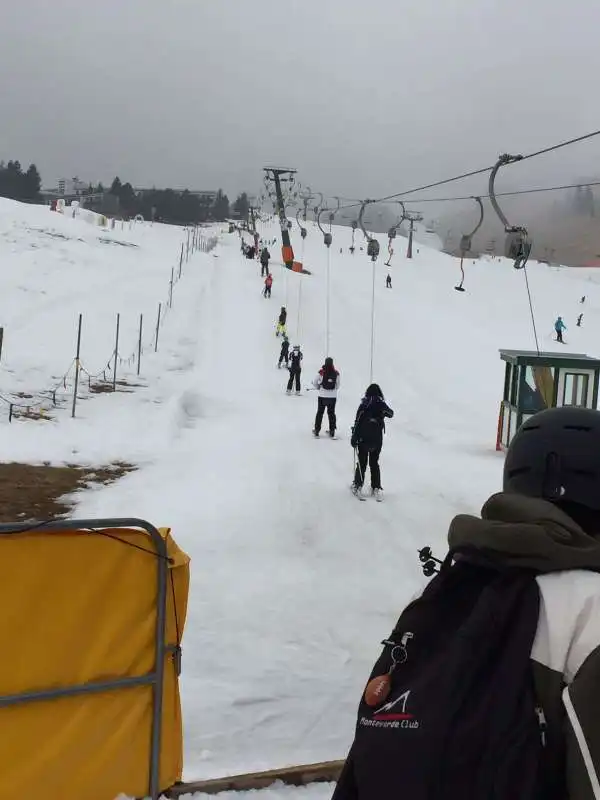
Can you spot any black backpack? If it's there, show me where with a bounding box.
[333,552,562,800]
[321,370,337,391]
[290,351,302,369]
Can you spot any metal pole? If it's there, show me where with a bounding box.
[113,313,120,391]
[137,313,143,375]
[296,277,303,343]
[169,268,174,308]
[155,303,161,352]
[0,326,4,362]
[71,313,82,418]
[407,219,414,259]
[369,260,376,383]
[179,244,184,278]
[326,248,331,356]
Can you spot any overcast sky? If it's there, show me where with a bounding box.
[2,0,600,204]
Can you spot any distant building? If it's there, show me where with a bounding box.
[57,177,89,197]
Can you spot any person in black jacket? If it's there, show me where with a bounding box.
[276,306,287,336]
[286,345,303,394]
[278,334,290,368]
[351,383,394,499]
[260,246,271,276]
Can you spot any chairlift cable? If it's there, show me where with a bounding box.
[332,127,600,214]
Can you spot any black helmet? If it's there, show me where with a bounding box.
[503,406,600,511]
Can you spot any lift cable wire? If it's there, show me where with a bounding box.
[330,127,600,215]
[377,179,600,206]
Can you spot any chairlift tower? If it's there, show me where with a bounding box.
[263,166,297,269]
[405,211,424,259]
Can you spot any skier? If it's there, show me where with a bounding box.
[276,306,287,336]
[312,356,340,438]
[577,313,584,327]
[333,405,600,800]
[385,274,392,289]
[263,273,273,298]
[278,334,290,368]
[260,246,271,277]
[350,384,393,500]
[581,295,586,304]
[554,315,567,343]
[286,345,303,395]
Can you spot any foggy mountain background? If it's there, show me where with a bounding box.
[2,0,600,264]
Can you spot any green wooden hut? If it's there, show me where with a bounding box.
[497,349,600,450]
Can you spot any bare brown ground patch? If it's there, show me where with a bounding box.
[0,461,136,522]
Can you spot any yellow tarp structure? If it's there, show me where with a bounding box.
[0,524,189,800]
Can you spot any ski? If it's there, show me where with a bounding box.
[350,486,367,501]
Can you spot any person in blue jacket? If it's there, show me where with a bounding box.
[554,316,567,343]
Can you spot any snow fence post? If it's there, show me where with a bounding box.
[71,313,82,418]
[137,313,143,375]
[155,302,161,352]
[0,326,4,363]
[113,313,120,391]
[179,244,184,279]
[169,267,174,308]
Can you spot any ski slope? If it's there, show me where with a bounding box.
[2,199,600,792]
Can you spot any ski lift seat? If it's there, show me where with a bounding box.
[367,239,380,259]
[505,229,531,262]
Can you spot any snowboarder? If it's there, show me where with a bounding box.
[312,357,340,437]
[581,295,586,304]
[577,313,584,327]
[278,334,290,368]
[245,245,256,260]
[385,274,392,289]
[276,306,287,336]
[263,273,273,298]
[333,405,600,800]
[554,315,566,343]
[286,345,303,394]
[350,384,393,500]
[260,246,271,277]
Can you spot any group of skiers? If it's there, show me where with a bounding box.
[243,235,396,498]
[277,327,393,497]
[554,294,592,339]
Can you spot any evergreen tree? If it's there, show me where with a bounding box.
[23,164,41,200]
[119,182,137,212]
[212,189,230,221]
[233,192,250,221]
[109,176,122,196]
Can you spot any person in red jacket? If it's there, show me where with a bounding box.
[263,273,273,298]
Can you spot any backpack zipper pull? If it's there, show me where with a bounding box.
[535,706,547,747]
[365,633,414,708]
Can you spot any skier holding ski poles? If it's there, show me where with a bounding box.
[350,384,393,501]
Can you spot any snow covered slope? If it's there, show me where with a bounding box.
[2,200,599,785]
